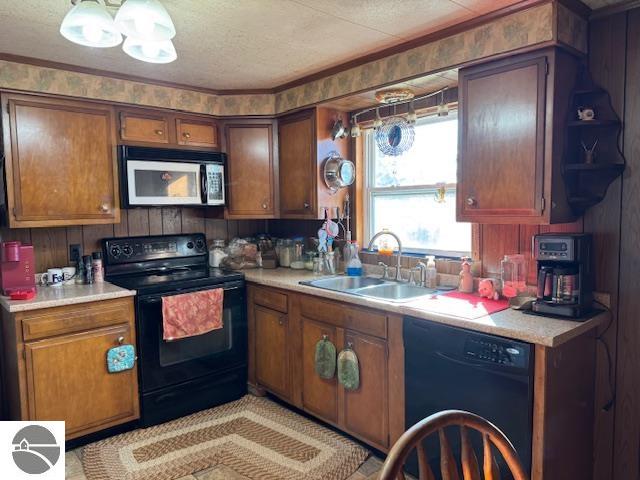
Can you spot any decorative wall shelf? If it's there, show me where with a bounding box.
[563,68,625,216]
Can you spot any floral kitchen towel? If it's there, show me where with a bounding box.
[162,288,224,341]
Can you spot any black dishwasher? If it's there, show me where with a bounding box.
[404,317,534,478]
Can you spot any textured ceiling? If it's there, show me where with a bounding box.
[0,0,520,90]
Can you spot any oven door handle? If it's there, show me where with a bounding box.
[139,282,243,304]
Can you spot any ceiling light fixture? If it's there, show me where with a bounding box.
[123,37,176,63]
[60,0,122,48]
[60,0,177,63]
[115,0,176,41]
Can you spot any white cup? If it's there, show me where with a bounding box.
[42,268,63,287]
[62,266,76,285]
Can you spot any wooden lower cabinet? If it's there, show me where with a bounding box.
[301,317,339,424]
[254,305,290,399]
[248,284,397,451]
[0,297,139,440]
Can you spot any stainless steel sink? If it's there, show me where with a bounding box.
[300,275,438,303]
[357,283,437,302]
[303,276,385,291]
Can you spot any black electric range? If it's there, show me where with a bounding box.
[104,233,247,427]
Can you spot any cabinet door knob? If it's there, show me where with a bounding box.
[117,336,125,345]
[262,203,268,209]
[278,319,284,326]
[155,129,164,136]
[466,197,476,206]
[183,132,191,139]
[303,202,310,209]
[100,203,110,213]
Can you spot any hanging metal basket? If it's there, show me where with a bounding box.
[375,116,415,156]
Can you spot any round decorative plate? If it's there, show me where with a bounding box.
[375,117,415,156]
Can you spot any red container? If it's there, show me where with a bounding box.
[0,241,36,296]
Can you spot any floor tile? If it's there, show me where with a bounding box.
[195,465,250,480]
[358,456,384,476]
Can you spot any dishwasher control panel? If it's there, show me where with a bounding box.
[464,338,528,368]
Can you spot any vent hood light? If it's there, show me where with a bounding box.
[60,0,122,48]
[115,0,176,41]
[123,37,177,63]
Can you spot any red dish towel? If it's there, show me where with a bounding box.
[439,291,509,319]
[162,289,224,341]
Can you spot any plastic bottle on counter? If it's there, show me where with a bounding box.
[91,251,104,283]
[209,239,228,268]
[83,255,94,284]
[345,244,363,276]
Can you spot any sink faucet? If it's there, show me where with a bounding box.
[368,230,403,282]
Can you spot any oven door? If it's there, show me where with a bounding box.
[126,160,203,205]
[136,281,246,393]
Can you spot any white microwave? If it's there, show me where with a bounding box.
[119,146,226,207]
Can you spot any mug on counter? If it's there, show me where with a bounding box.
[62,266,76,285]
[41,268,63,287]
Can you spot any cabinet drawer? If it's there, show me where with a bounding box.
[253,287,288,313]
[299,295,387,339]
[21,298,134,341]
[177,118,218,148]
[120,111,170,144]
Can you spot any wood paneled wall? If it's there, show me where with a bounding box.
[0,208,266,272]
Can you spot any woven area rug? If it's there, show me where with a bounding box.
[82,395,369,480]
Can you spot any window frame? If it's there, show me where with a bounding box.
[362,111,471,258]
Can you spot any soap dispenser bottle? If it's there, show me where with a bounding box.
[346,243,363,276]
[425,255,437,288]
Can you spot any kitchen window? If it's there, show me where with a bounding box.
[364,111,471,257]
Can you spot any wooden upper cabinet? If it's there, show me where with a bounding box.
[1,93,120,228]
[117,108,219,150]
[225,122,276,218]
[254,305,290,399]
[457,48,580,224]
[279,110,316,217]
[177,118,218,148]
[278,107,350,219]
[119,110,170,144]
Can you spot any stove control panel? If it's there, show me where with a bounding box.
[104,234,208,264]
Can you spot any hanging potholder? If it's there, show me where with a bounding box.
[314,335,337,379]
[107,344,136,373]
[338,345,360,391]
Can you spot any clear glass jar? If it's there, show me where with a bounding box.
[279,239,293,267]
[313,256,325,275]
[209,239,228,268]
[304,252,316,271]
[500,254,527,298]
[290,239,305,269]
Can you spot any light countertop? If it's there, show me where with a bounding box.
[243,268,607,348]
[0,282,136,313]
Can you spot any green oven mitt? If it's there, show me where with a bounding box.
[338,345,360,391]
[315,335,337,379]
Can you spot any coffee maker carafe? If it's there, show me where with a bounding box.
[532,233,593,319]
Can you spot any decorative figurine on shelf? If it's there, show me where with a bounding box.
[577,106,595,121]
[581,139,598,164]
[459,256,474,293]
[478,278,500,301]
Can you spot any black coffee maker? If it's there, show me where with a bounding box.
[532,233,593,319]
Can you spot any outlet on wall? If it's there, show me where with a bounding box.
[69,244,82,263]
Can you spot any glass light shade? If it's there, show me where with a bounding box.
[123,37,177,63]
[115,0,176,41]
[60,0,122,48]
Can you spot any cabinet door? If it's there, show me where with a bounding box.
[177,117,218,148]
[341,331,389,449]
[278,110,316,218]
[458,55,547,223]
[226,123,276,218]
[301,317,338,423]
[119,110,170,144]
[254,305,289,399]
[1,94,120,227]
[24,324,139,439]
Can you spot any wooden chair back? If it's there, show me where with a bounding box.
[379,410,529,480]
